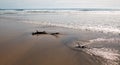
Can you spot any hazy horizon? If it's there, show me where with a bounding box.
[0,0,120,9]
[1,8,120,10]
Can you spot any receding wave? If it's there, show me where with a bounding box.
[85,48,120,65]
[73,38,120,65]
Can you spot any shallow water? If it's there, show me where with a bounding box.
[1,10,120,34]
[69,38,120,65]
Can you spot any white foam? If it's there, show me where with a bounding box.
[73,38,120,48]
[22,20,120,35]
[73,38,120,65]
[85,48,120,65]
[86,48,120,60]
[89,38,120,43]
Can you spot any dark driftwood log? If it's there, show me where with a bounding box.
[75,43,87,48]
[50,32,60,35]
[32,31,47,35]
[32,31,60,36]
[75,45,86,48]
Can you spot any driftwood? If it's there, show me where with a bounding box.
[32,30,60,36]
[75,42,87,48]
[76,45,86,48]
[50,32,59,35]
[32,31,47,35]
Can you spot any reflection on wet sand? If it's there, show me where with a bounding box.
[0,20,99,65]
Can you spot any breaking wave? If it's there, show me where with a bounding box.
[1,9,120,14]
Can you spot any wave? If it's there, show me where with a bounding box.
[0,10,25,15]
[1,9,120,15]
[0,9,76,14]
[73,38,120,48]
[73,38,120,65]
[1,9,120,34]
[22,21,120,34]
[85,48,120,65]
[87,38,120,45]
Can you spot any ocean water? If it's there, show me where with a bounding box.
[0,9,120,65]
[72,38,120,65]
[1,9,120,34]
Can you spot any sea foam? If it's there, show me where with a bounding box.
[22,20,120,34]
[74,38,120,65]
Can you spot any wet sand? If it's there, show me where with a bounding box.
[0,17,117,65]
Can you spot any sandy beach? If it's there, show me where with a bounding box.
[0,16,97,65]
[0,14,120,65]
